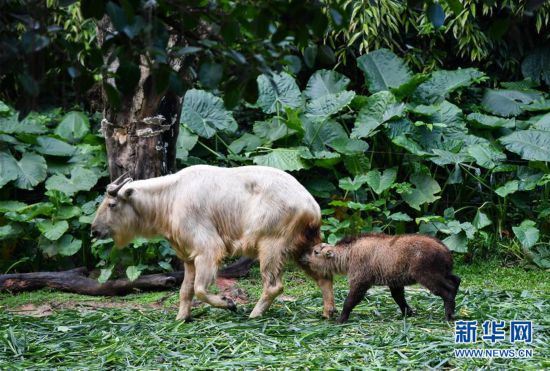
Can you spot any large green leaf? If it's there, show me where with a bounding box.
[339,175,369,192]
[40,234,83,257]
[256,72,302,114]
[387,212,413,222]
[180,89,236,138]
[326,137,369,155]
[35,137,76,157]
[482,89,542,117]
[429,149,473,166]
[414,68,485,104]
[56,206,81,220]
[0,151,19,188]
[0,113,47,134]
[37,220,69,241]
[45,167,99,196]
[302,118,347,151]
[252,148,307,171]
[4,202,54,222]
[253,117,296,142]
[401,174,441,210]
[499,130,550,161]
[57,235,83,256]
[495,180,519,197]
[1,152,47,190]
[54,111,90,143]
[473,210,492,229]
[531,112,550,131]
[0,200,27,213]
[365,168,397,195]
[304,70,350,99]
[305,91,355,121]
[442,232,468,253]
[357,48,412,92]
[175,126,198,161]
[229,133,262,154]
[466,113,515,129]
[14,153,47,190]
[467,144,506,169]
[521,48,550,85]
[352,91,403,138]
[126,265,143,282]
[300,150,341,169]
[512,220,540,248]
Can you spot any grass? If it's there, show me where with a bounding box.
[1,259,549,369]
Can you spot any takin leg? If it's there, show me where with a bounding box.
[389,286,415,317]
[448,274,461,296]
[337,280,371,323]
[193,254,237,312]
[317,277,337,318]
[417,274,456,321]
[176,261,195,321]
[249,241,285,318]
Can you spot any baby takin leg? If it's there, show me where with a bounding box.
[337,276,372,323]
[317,277,337,318]
[389,286,415,317]
[415,273,457,321]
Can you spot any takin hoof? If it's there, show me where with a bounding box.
[403,307,415,317]
[323,307,338,319]
[335,316,349,324]
[222,296,237,312]
[446,313,456,322]
[176,314,192,322]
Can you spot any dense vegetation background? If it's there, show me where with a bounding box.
[1,0,549,281]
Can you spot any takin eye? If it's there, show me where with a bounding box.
[313,250,321,256]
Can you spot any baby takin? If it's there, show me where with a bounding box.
[301,233,461,323]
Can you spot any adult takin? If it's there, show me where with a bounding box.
[91,165,336,320]
[301,233,461,323]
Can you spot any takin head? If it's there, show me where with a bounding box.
[300,243,344,278]
[90,175,138,247]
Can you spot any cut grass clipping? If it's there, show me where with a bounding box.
[1,264,549,369]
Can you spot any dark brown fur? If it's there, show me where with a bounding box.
[301,233,461,323]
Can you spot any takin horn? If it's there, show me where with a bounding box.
[107,172,133,197]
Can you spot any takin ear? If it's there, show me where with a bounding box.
[324,250,335,259]
[119,187,134,201]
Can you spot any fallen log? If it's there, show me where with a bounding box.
[0,267,184,295]
[0,258,256,295]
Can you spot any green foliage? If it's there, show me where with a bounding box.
[0,104,176,279]
[3,46,550,275]
[175,49,550,262]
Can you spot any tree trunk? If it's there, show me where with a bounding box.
[97,17,180,181]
